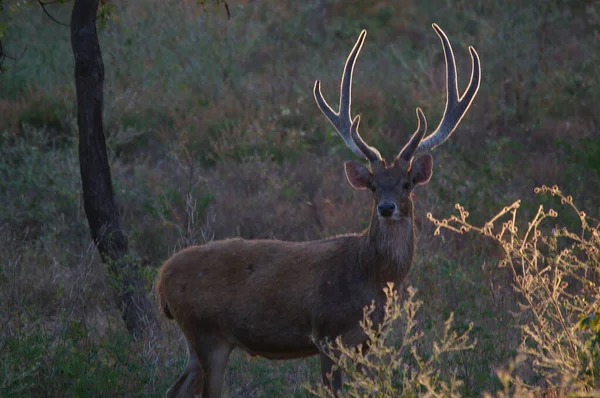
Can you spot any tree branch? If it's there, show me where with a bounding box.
[38,0,69,27]
[0,39,5,73]
[224,0,230,19]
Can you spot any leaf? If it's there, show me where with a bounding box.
[591,311,600,332]
[578,311,600,332]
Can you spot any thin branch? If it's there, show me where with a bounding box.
[0,39,5,73]
[38,0,69,27]
[223,0,230,19]
[0,38,26,74]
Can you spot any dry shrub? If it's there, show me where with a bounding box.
[429,186,600,395]
[308,283,475,397]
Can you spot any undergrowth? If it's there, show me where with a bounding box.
[430,186,600,396]
[308,283,475,397]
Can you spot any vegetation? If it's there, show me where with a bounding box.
[430,187,600,396]
[308,284,475,397]
[1,0,599,396]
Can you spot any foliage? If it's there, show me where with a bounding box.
[1,324,161,397]
[429,186,600,395]
[0,243,182,398]
[0,129,80,232]
[308,283,476,397]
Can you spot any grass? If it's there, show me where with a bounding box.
[1,0,600,396]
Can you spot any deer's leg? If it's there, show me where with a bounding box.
[194,333,232,398]
[166,339,204,398]
[320,351,343,397]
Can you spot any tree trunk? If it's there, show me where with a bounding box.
[71,0,156,337]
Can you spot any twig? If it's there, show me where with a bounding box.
[0,39,5,73]
[38,0,69,27]
[0,39,27,73]
[223,0,230,19]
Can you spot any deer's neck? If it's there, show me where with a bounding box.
[359,202,415,285]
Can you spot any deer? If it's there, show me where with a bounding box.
[156,24,480,398]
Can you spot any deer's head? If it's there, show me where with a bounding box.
[314,25,481,221]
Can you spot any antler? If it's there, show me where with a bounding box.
[401,24,481,161]
[316,25,480,164]
[397,108,428,162]
[314,30,382,163]
[396,24,481,162]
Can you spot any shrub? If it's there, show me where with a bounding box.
[429,186,600,395]
[307,283,476,397]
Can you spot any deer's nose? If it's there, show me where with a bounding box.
[377,201,396,218]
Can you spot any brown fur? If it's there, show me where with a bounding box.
[156,278,173,320]
[157,204,415,347]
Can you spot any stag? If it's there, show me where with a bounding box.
[156,24,480,398]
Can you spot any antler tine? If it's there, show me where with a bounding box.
[414,23,481,154]
[396,108,427,162]
[314,30,382,163]
[348,114,382,161]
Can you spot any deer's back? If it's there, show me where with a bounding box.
[157,235,379,353]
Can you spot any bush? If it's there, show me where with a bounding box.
[429,186,600,395]
[308,283,476,397]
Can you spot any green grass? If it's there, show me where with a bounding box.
[1,0,600,396]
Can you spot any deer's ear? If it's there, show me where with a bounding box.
[344,161,372,190]
[409,154,433,185]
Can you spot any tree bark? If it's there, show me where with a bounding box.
[71,0,156,337]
